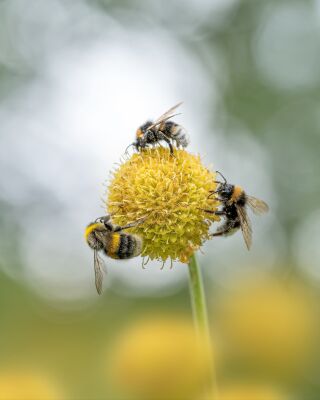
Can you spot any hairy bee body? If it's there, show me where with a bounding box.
[85,215,144,294]
[205,172,269,250]
[213,186,245,238]
[85,223,143,259]
[131,103,189,154]
[216,202,241,236]
[105,231,143,259]
[158,120,189,148]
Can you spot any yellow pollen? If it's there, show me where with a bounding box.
[107,148,220,263]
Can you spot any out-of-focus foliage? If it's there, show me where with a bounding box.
[1,0,320,399]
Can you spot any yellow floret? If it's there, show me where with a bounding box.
[107,148,219,263]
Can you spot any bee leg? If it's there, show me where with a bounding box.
[203,210,225,216]
[159,132,174,155]
[210,230,229,237]
[113,223,134,232]
[210,220,238,238]
[210,225,233,237]
[142,256,150,269]
[113,216,146,232]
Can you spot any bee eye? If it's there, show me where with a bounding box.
[95,216,106,224]
[220,190,228,197]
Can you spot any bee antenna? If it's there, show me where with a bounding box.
[216,170,227,184]
[125,143,135,156]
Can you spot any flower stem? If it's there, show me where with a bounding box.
[188,253,209,332]
[188,253,217,399]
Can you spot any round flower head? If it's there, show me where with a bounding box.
[110,315,212,400]
[107,148,219,263]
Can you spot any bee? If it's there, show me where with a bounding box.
[126,102,189,155]
[85,214,144,294]
[204,171,269,250]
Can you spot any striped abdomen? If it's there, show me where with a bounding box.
[160,121,189,148]
[105,232,143,260]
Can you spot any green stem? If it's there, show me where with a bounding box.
[188,253,209,332]
[188,253,217,399]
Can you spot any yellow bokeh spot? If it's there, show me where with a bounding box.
[107,148,219,263]
[218,278,317,376]
[110,315,212,400]
[0,370,62,400]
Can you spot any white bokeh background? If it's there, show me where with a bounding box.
[0,0,280,305]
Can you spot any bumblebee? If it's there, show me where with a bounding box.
[204,172,269,250]
[127,102,189,155]
[85,214,144,294]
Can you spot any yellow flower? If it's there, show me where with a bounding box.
[218,277,317,377]
[107,148,219,263]
[110,315,212,400]
[0,370,62,400]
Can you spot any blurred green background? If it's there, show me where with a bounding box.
[1,0,320,399]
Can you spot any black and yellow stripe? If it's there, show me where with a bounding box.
[84,222,103,241]
[106,233,137,259]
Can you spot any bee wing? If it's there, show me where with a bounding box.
[93,249,105,295]
[147,102,183,131]
[246,195,269,215]
[154,102,183,124]
[236,204,252,250]
[149,114,182,132]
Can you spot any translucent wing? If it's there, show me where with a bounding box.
[236,204,252,250]
[246,195,269,215]
[93,249,105,295]
[147,102,183,131]
[153,102,183,124]
[149,114,181,132]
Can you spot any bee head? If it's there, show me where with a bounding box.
[208,171,234,201]
[216,183,234,201]
[85,222,106,250]
[133,121,153,148]
[94,215,115,231]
